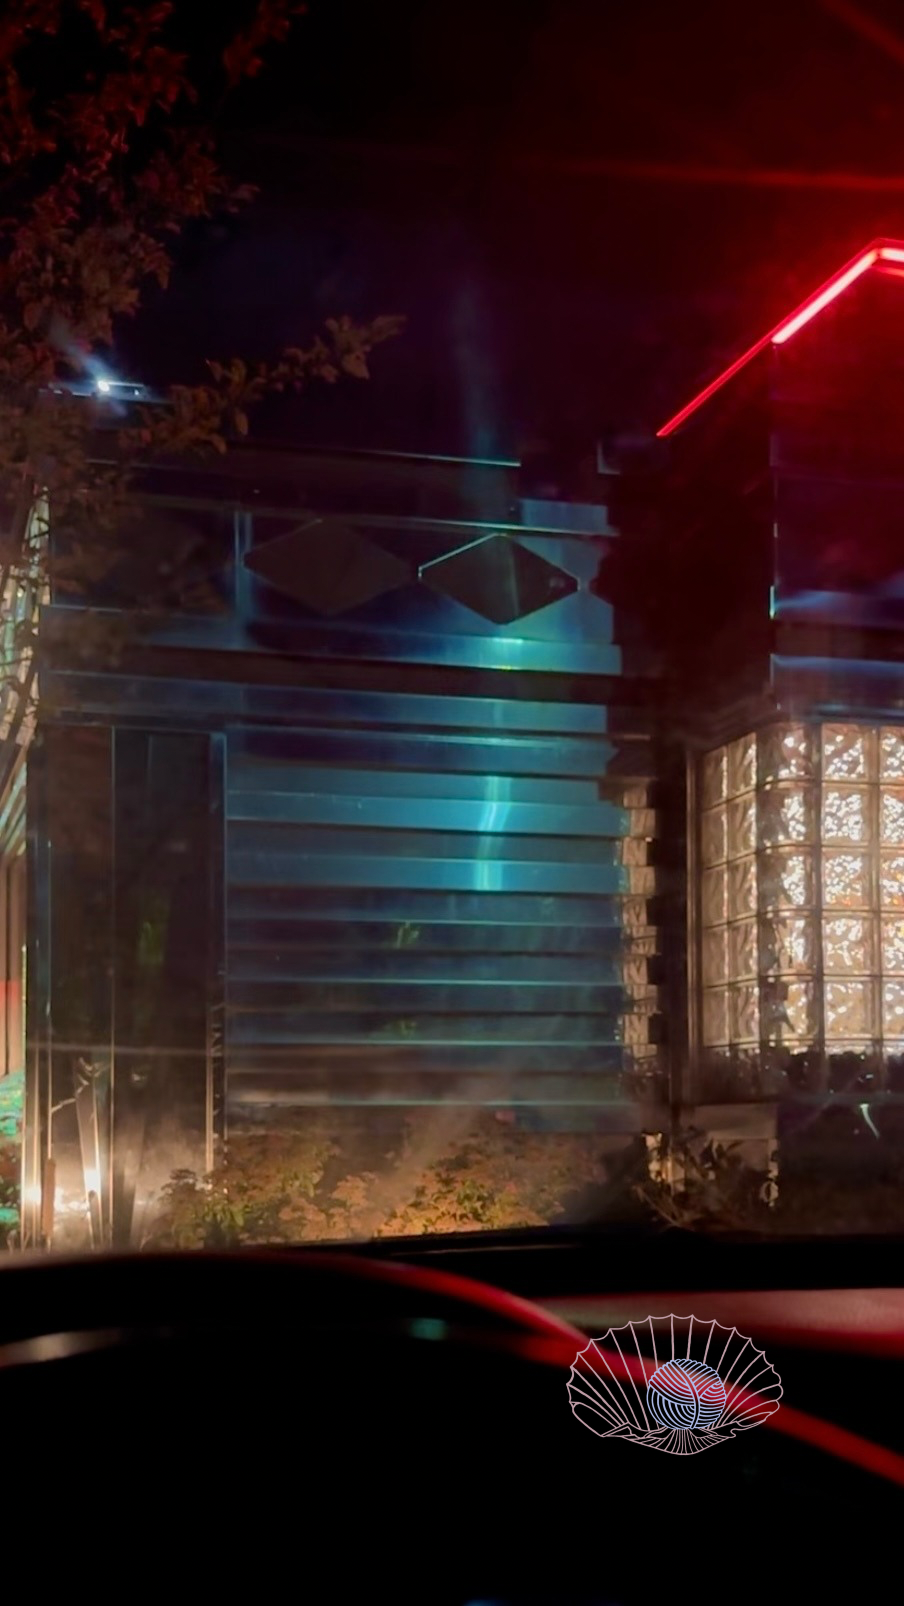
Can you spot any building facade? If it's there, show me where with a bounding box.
[8,237,904,1248]
[660,238,904,1163]
[14,442,669,1248]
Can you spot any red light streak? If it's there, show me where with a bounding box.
[657,240,904,438]
[653,331,777,439]
[770,248,877,344]
[546,1288,904,1357]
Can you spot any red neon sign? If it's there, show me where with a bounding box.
[657,241,904,438]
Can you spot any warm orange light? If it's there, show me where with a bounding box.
[657,239,904,438]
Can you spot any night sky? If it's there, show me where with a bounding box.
[121,0,904,459]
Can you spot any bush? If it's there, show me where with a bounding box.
[145,1114,617,1247]
[635,1118,904,1236]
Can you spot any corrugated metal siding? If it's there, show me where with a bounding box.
[41,459,663,1129]
[215,497,660,1119]
[224,698,656,1112]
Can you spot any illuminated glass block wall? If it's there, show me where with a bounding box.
[698,722,904,1086]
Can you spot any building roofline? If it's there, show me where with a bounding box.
[656,238,904,440]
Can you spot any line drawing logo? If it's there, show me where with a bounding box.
[567,1314,783,1457]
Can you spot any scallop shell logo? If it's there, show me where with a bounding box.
[567,1315,783,1457]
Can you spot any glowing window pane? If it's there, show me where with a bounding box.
[701,748,727,808]
[825,979,873,1037]
[702,926,728,985]
[701,867,727,925]
[759,786,811,846]
[727,735,756,798]
[784,980,818,1040]
[823,852,869,909]
[700,722,904,1055]
[880,853,904,908]
[729,982,759,1043]
[760,850,812,910]
[823,725,870,780]
[728,856,757,918]
[758,725,814,783]
[881,919,904,974]
[882,979,904,1035]
[727,792,756,858]
[700,807,727,867]
[759,915,816,973]
[822,789,868,844]
[702,988,728,1046]
[881,789,904,844]
[728,919,757,980]
[823,916,874,974]
[881,729,904,780]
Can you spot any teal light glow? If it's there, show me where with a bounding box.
[0,1070,23,1142]
[410,1318,448,1341]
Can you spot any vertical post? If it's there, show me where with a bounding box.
[107,726,116,1246]
[23,737,51,1249]
[685,746,701,1108]
[8,854,25,1077]
[662,737,690,1141]
[812,725,827,1096]
[40,1154,55,1244]
[868,727,883,1094]
[207,731,227,1175]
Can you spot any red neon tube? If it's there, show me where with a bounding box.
[657,242,893,438]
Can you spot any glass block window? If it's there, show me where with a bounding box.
[698,722,904,1080]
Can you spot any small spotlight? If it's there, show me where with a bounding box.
[96,378,112,395]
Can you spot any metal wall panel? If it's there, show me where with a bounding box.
[223,672,658,1117]
[225,496,658,1119]
[40,460,662,1134]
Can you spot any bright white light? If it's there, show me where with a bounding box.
[55,1187,88,1217]
[84,1167,101,1196]
[96,379,112,395]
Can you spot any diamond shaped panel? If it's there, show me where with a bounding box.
[244,518,411,615]
[423,535,577,624]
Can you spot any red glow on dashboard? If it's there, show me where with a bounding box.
[657,240,904,438]
[581,1334,904,1488]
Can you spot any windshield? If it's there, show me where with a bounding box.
[3,0,904,1255]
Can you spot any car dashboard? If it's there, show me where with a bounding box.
[2,1228,901,1603]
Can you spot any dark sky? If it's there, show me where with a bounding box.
[121,0,904,458]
